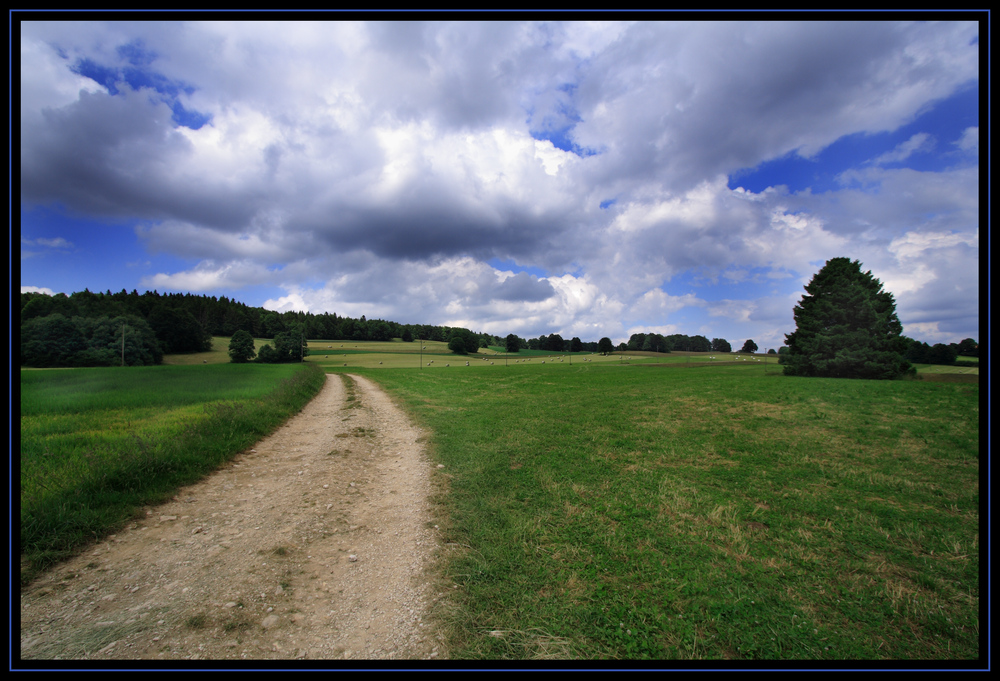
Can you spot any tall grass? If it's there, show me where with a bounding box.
[363,363,979,661]
[19,363,325,583]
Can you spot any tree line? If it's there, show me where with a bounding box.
[19,283,978,370]
[18,289,492,367]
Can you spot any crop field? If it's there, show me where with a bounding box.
[359,361,980,661]
[19,362,325,582]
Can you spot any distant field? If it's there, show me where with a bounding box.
[19,363,325,582]
[360,362,979,661]
[914,363,979,375]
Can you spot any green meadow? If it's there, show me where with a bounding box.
[357,360,980,661]
[19,339,980,660]
[19,362,326,583]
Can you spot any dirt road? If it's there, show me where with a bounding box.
[20,373,448,662]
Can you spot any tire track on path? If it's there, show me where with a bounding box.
[20,372,447,662]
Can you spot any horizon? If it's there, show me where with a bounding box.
[19,17,981,349]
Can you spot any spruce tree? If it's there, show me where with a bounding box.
[784,258,911,379]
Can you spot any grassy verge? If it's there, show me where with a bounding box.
[361,363,979,661]
[19,362,325,583]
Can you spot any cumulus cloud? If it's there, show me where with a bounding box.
[19,19,980,343]
[21,285,57,295]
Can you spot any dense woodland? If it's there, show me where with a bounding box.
[19,288,979,368]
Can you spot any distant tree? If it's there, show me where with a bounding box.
[148,307,212,354]
[627,333,646,351]
[598,337,614,355]
[20,314,88,367]
[642,333,665,353]
[667,334,690,352]
[740,339,758,354]
[78,315,163,366]
[570,337,583,353]
[689,335,712,352]
[260,312,286,338]
[956,338,978,357]
[783,257,910,379]
[927,343,958,366]
[505,334,521,353]
[228,330,256,363]
[401,327,413,342]
[712,338,732,353]
[447,329,478,355]
[256,344,278,363]
[369,320,393,342]
[545,333,566,352]
[256,329,306,363]
[767,348,777,355]
[448,335,469,355]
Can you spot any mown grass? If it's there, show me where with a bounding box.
[360,362,979,661]
[19,362,326,583]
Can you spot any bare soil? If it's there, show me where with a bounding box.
[20,373,449,662]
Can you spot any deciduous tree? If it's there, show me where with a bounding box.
[228,330,256,363]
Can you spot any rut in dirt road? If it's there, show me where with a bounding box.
[20,372,449,662]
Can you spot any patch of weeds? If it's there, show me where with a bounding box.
[186,614,208,629]
[223,617,254,634]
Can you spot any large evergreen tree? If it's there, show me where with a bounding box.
[783,258,911,379]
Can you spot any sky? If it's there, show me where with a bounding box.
[18,17,982,349]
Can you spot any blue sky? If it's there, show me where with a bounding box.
[19,18,981,348]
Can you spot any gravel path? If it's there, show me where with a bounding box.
[20,373,448,662]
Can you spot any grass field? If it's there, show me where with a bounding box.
[19,362,326,583]
[357,361,980,661]
[20,338,981,660]
[175,337,980,379]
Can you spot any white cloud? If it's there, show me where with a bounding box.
[956,126,978,154]
[21,285,57,295]
[871,132,935,165]
[19,20,980,344]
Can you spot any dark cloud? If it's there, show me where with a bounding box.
[19,20,979,343]
[493,271,555,302]
[20,87,260,229]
